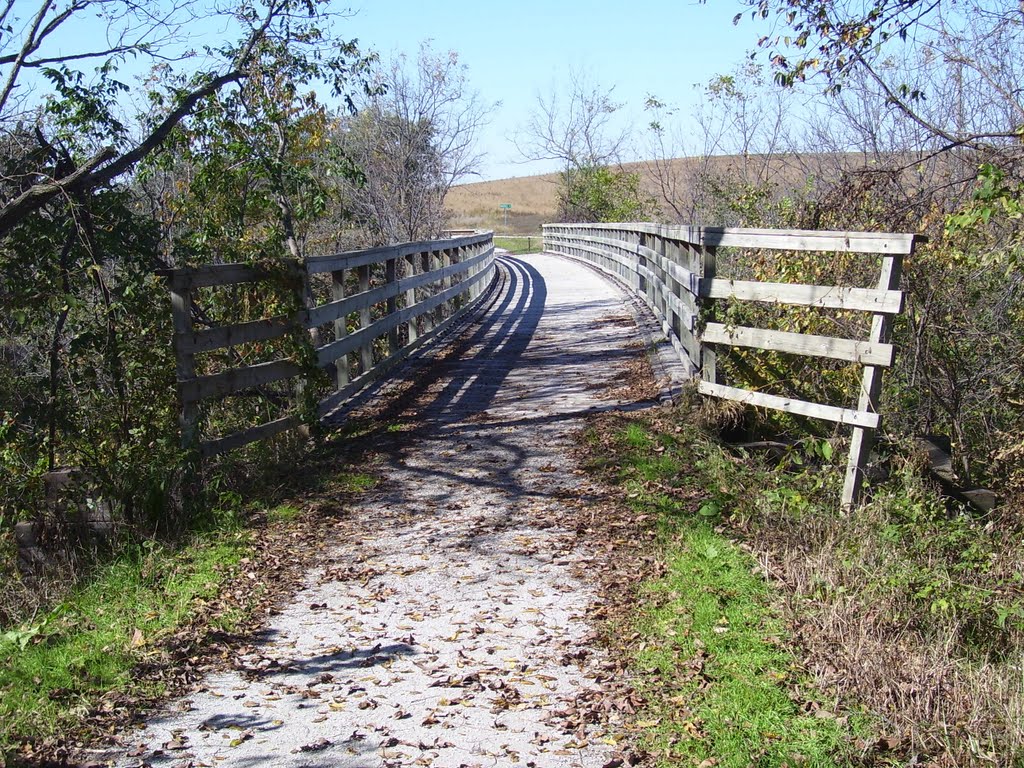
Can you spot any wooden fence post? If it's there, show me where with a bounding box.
[699,244,717,385]
[421,251,436,334]
[385,257,399,354]
[294,261,317,432]
[169,272,199,450]
[467,241,479,302]
[637,231,649,298]
[405,255,419,344]
[357,263,373,376]
[331,269,349,388]
[440,247,452,321]
[842,249,907,508]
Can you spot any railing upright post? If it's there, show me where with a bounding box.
[699,243,718,385]
[440,247,452,320]
[169,272,199,451]
[421,250,436,334]
[654,228,669,324]
[842,249,907,508]
[385,256,399,354]
[357,264,373,375]
[638,231,651,306]
[331,269,349,388]
[665,235,683,342]
[405,254,419,344]
[293,262,315,438]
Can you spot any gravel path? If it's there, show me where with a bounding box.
[115,253,656,768]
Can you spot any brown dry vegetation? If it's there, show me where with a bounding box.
[444,153,877,233]
[444,171,560,234]
[587,399,1024,765]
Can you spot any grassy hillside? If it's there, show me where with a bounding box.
[444,171,561,234]
[444,154,869,234]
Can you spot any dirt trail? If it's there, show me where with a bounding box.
[114,253,659,768]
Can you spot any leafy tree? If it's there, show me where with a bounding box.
[735,0,1024,153]
[517,70,647,224]
[557,165,655,223]
[337,44,491,245]
[0,0,368,542]
[0,0,359,238]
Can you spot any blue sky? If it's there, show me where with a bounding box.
[343,0,758,180]
[19,0,761,180]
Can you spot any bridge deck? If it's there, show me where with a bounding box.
[115,253,658,767]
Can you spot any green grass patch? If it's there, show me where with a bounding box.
[266,503,301,522]
[494,235,543,254]
[590,402,1024,763]
[334,470,378,493]
[635,522,851,766]
[593,416,860,767]
[0,532,250,756]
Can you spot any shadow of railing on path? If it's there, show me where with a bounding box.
[323,254,658,530]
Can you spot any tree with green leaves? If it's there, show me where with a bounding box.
[0,0,364,238]
[736,0,1024,154]
[516,70,652,223]
[0,0,368,539]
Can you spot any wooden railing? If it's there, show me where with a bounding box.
[164,232,496,458]
[544,222,921,507]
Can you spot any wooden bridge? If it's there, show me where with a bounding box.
[123,222,920,767]
[164,223,918,508]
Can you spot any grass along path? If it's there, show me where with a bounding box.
[584,400,1024,766]
[586,418,857,767]
[0,466,380,767]
[0,533,251,763]
[494,235,544,254]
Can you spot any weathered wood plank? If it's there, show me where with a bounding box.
[357,264,373,376]
[547,242,700,373]
[317,259,496,366]
[200,414,303,458]
[700,245,718,384]
[318,259,498,418]
[180,246,493,355]
[306,232,492,274]
[546,223,920,255]
[332,269,349,389]
[546,237,638,276]
[702,323,895,367]
[701,278,904,313]
[182,359,303,402]
[177,263,263,288]
[697,380,880,428]
[547,231,701,295]
[694,227,917,254]
[306,247,493,327]
[385,257,399,354]
[179,313,304,355]
[405,254,419,343]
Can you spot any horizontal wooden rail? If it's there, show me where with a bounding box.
[305,232,489,274]
[166,232,497,458]
[555,222,917,254]
[696,381,881,428]
[701,323,895,367]
[701,278,904,314]
[543,222,922,507]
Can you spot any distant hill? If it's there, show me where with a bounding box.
[444,154,881,234]
[444,171,562,235]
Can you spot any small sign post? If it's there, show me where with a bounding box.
[499,203,512,230]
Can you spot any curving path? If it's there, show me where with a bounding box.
[114,253,660,768]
